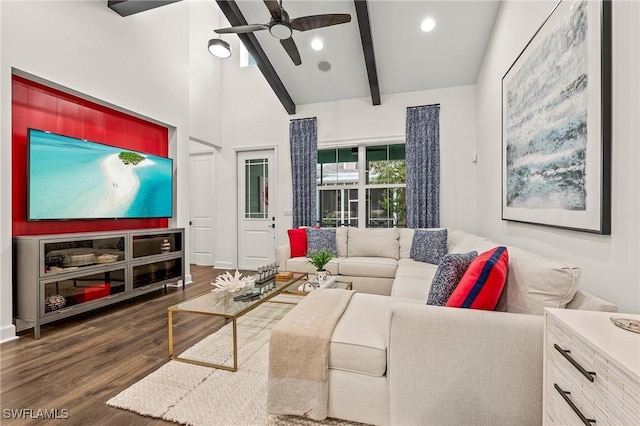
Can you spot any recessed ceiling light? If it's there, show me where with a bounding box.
[311,38,324,51]
[421,17,436,33]
[317,60,331,72]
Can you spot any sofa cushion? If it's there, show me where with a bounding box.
[285,257,341,275]
[427,251,478,306]
[446,246,509,310]
[448,230,494,254]
[410,229,447,264]
[347,228,399,259]
[330,293,423,377]
[391,277,432,300]
[496,246,581,315]
[336,227,348,258]
[287,229,307,258]
[391,259,439,299]
[398,228,415,259]
[339,257,397,278]
[394,258,439,280]
[307,228,337,255]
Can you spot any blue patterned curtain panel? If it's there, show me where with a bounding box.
[289,117,318,228]
[405,105,440,228]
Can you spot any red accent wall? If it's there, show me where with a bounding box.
[12,75,170,236]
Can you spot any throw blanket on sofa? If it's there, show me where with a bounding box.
[267,289,356,420]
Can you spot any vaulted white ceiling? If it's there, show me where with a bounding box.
[217,0,501,112]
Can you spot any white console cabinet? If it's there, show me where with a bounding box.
[14,228,184,338]
[544,308,640,425]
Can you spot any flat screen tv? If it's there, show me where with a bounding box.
[27,128,173,220]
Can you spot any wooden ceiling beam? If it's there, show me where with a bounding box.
[216,0,296,115]
[108,1,182,17]
[354,0,381,106]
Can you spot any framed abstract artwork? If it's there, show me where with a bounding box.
[502,0,611,234]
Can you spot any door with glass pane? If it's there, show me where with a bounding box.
[237,150,275,270]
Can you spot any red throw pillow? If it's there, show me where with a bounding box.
[288,228,307,258]
[446,246,509,310]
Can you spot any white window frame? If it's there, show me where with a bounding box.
[316,140,406,228]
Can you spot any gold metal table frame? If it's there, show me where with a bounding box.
[167,272,306,372]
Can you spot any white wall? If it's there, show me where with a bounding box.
[0,0,11,343]
[0,0,221,341]
[213,31,479,268]
[189,1,224,146]
[476,0,640,313]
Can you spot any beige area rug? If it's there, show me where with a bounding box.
[106,301,361,426]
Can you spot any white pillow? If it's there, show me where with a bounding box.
[347,228,399,259]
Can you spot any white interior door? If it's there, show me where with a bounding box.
[189,152,215,265]
[237,149,276,270]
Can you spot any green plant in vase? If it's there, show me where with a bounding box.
[307,249,334,285]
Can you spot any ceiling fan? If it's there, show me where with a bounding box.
[214,0,351,66]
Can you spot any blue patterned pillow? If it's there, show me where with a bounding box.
[427,251,478,306]
[410,229,448,264]
[306,228,337,256]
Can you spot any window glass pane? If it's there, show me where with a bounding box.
[318,149,336,164]
[366,145,406,184]
[346,188,359,227]
[338,157,358,185]
[366,145,387,162]
[318,190,338,227]
[389,144,405,160]
[318,162,336,185]
[317,148,358,185]
[245,158,268,219]
[318,189,358,227]
[366,187,406,228]
[338,148,357,163]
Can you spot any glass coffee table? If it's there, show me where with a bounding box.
[282,276,353,296]
[167,272,306,372]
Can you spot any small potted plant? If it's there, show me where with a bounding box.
[307,249,334,284]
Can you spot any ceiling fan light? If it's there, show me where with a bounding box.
[421,17,436,33]
[270,23,292,40]
[208,38,232,58]
[311,38,324,51]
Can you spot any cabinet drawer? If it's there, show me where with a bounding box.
[546,315,640,425]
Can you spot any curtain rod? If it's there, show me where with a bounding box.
[289,117,317,122]
[406,103,441,109]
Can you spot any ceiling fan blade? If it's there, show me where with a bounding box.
[280,37,301,66]
[290,14,351,32]
[263,0,282,20]
[215,24,268,34]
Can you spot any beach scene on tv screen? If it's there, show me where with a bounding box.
[28,130,173,220]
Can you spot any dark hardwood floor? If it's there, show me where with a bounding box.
[0,265,243,425]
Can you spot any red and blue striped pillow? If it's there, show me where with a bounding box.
[446,246,509,310]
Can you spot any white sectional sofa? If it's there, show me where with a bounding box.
[273,227,617,425]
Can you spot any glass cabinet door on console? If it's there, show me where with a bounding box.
[43,236,125,275]
[132,258,183,289]
[42,268,125,314]
[132,232,182,258]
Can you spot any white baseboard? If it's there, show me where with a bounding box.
[0,324,18,344]
[167,274,192,288]
[213,262,234,269]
